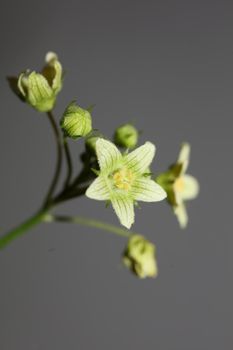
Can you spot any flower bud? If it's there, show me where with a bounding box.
[60,101,92,139]
[114,124,138,149]
[16,52,63,112]
[85,135,98,154]
[123,234,158,278]
[85,131,103,155]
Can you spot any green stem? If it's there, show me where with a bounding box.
[0,210,133,249]
[63,137,73,188]
[0,211,47,250]
[43,111,63,207]
[53,185,88,205]
[45,214,133,238]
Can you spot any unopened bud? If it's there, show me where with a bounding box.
[15,52,63,112]
[114,124,138,149]
[85,131,103,154]
[123,234,158,278]
[60,101,92,139]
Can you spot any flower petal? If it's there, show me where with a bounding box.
[96,138,122,173]
[124,142,156,174]
[174,202,188,229]
[131,178,167,202]
[85,176,110,201]
[177,143,190,174]
[173,191,183,206]
[182,174,199,200]
[111,195,135,229]
[42,52,63,94]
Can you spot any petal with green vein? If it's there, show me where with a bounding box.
[131,178,167,202]
[111,195,134,229]
[124,142,155,174]
[96,138,122,173]
[85,176,110,200]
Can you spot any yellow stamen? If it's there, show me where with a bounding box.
[113,168,134,191]
[174,176,185,193]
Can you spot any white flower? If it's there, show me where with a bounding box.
[86,138,167,229]
[156,143,199,228]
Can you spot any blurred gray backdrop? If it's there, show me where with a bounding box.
[0,0,232,349]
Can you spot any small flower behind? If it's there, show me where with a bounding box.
[114,123,138,149]
[156,143,199,228]
[16,52,63,112]
[86,138,167,229]
[123,234,158,278]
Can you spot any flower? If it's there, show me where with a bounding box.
[114,123,138,149]
[86,138,167,229]
[156,143,199,228]
[123,234,158,278]
[17,52,63,112]
[60,101,92,138]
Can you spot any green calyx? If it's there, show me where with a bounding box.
[114,123,138,149]
[17,52,63,112]
[60,101,93,139]
[85,131,103,155]
[123,234,158,278]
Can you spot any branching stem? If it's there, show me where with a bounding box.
[0,111,133,250]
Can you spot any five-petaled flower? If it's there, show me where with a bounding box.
[86,138,167,229]
[156,143,199,228]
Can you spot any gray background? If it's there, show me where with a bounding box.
[0,0,232,349]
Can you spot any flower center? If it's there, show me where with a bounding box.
[174,176,185,193]
[113,168,134,191]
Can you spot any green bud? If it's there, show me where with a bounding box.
[114,124,138,149]
[18,71,55,112]
[123,234,158,278]
[85,135,98,154]
[85,131,103,154]
[16,52,63,112]
[60,101,92,139]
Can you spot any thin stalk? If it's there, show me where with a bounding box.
[52,185,88,205]
[0,211,48,250]
[43,111,63,206]
[45,214,133,238]
[63,137,73,188]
